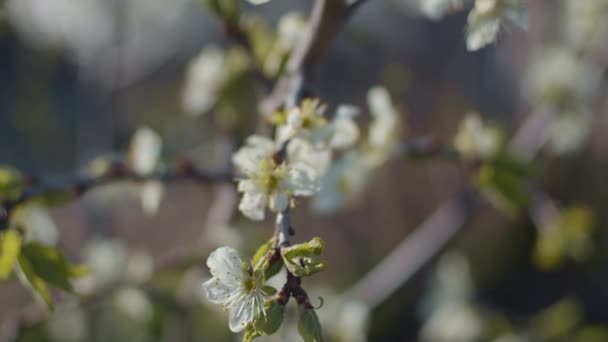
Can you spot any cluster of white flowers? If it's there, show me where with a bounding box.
[232,135,319,221]
[231,98,362,220]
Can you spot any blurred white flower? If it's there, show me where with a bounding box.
[420,0,465,20]
[312,151,371,214]
[466,0,527,51]
[113,286,154,321]
[130,126,164,215]
[547,110,592,156]
[202,246,268,332]
[367,86,401,165]
[563,0,608,50]
[126,249,155,285]
[330,105,361,150]
[453,113,501,160]
[46,302,89,342]
[23,205,59,246]
[139,181,164,215]
[337,300,371,342]
[76,237,128,294]
[277,13,307,47]
[524,47,597,106]
[419,252,483,342]
[420,303,484,342]
[233,135,320,220]
[130,126,162,175]
[182,46,226,116]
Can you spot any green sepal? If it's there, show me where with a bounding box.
[281,237,326,277]
[252,237,283,281]
[252,237,276,269]
[298,306,324,342]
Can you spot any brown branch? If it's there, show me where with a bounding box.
[0,159,233,230]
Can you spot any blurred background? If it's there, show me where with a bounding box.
[1,0,608,341]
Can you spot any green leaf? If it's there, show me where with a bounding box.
[0,230,22,279]
[298,306,324,342]
[253,301,285,336]
[17,255,53,309]
[20,242,88,293]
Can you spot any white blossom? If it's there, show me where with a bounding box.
[453,113,501,160]
[233,135,320,220]
[202,247,269,332]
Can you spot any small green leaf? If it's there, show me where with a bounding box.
[298,306,324,342]
[0,230,22,279]
[17,255,53,309]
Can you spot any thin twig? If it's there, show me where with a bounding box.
[0,160,232,230]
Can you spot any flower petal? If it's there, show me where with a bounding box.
[202,277,238,305]
[206,247,243,286]
[228,291,265,332]
[239,192,267,221]
[286,162,320,196]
